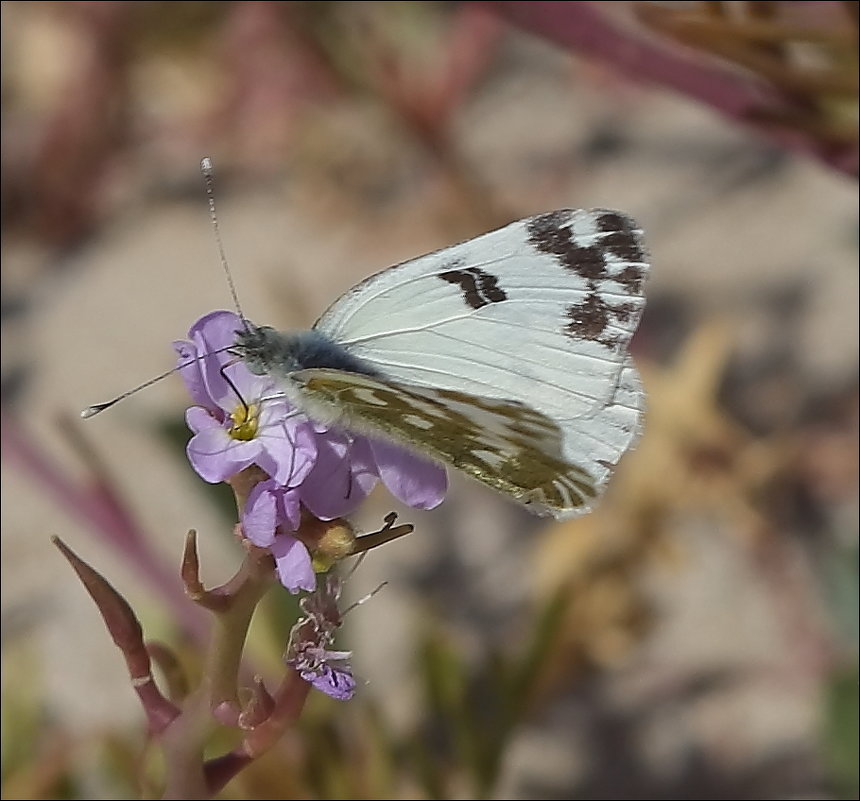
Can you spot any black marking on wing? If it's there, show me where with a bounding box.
[565,296,637,341]
[526,210,606,280]
[439,264,509,310]
[527,210,645,349]
[596,212,646,289]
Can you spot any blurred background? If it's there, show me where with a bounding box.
[1,2,857,799]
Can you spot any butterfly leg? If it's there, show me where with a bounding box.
[218,358,249,417]
[318,433,359,501]
[342,434,357,500]
[277,409,311,491]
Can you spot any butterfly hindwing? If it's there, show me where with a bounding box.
[291,368,598,517]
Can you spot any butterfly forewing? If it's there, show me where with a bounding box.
[292,368,598,517]
[311,209,648,499]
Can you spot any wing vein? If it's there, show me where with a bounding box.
[365,344,606,407]
[339,298,641,348]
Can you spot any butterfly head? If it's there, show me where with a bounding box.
[232,323,299,377]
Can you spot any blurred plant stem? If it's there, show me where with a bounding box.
[48,481,416,797]
[1,412,207,641]
[52,524,317,799]
[408,587,572,799]
[494,1,858,177]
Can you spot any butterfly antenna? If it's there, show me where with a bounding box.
[80,347,233,419]
[200,157,248,330]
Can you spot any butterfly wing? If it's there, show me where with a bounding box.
[291,368,598,517]
[312,209,648,504]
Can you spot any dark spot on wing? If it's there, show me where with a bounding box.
[565,293,609,340]
[524,209,647,347]
[440,269,483,309]
[616,265,645,294]
[612,302,637,323]
[601,231,644,263]
[527,212,607,279]
[596,211,635,233]
[569,246,607,280]
[477,270,507,303]
[439,265,508,310]
[595,211,645,265]
[527,210,573,241]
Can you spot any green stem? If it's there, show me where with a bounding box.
[205,550,276,722]
[160,689,210,800]
[160,549,274,799]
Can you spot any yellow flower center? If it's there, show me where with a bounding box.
[229,403,260,441]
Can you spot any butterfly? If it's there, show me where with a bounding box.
[231,208,648,519]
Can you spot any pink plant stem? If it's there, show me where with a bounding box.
[490,1,858,176]
[202,670,312,796]
[53,537,181,734]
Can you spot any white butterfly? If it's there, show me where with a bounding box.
[233,209,648,519]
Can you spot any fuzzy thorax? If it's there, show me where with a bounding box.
[233,324,383,428]
[234,325,380,379]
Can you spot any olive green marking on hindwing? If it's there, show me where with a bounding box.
[295,370,597,514]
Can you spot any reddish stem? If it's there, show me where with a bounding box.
[53,537,180,734]
[203,669,312,795]
[491,1,858,176]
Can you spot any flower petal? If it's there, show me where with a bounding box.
[185,405,222,433]
[257,418,318,487]
[189,311,252,409]
[307,664,356,701]
[186,427,260,483]
[271,535,316,593]
[188,310,243,352]
[174,340,212,409]
[300,435,379,520]
[242,482,279,547]
[276,488,302,531]
[369,439,448,509]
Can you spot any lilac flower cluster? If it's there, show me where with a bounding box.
[285,575,355,700]
[175,311,447,593]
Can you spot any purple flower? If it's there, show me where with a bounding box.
[299,431,448,520]
[242,480,314,593]
[175,311,449,592]
[285,576,356,700]
[287,619,356,701]
[175,312,317,487]
[307,661,356,701]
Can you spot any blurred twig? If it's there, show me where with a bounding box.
[0,412,207,640]
[492,1,859,176]
[14,1,133,246]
